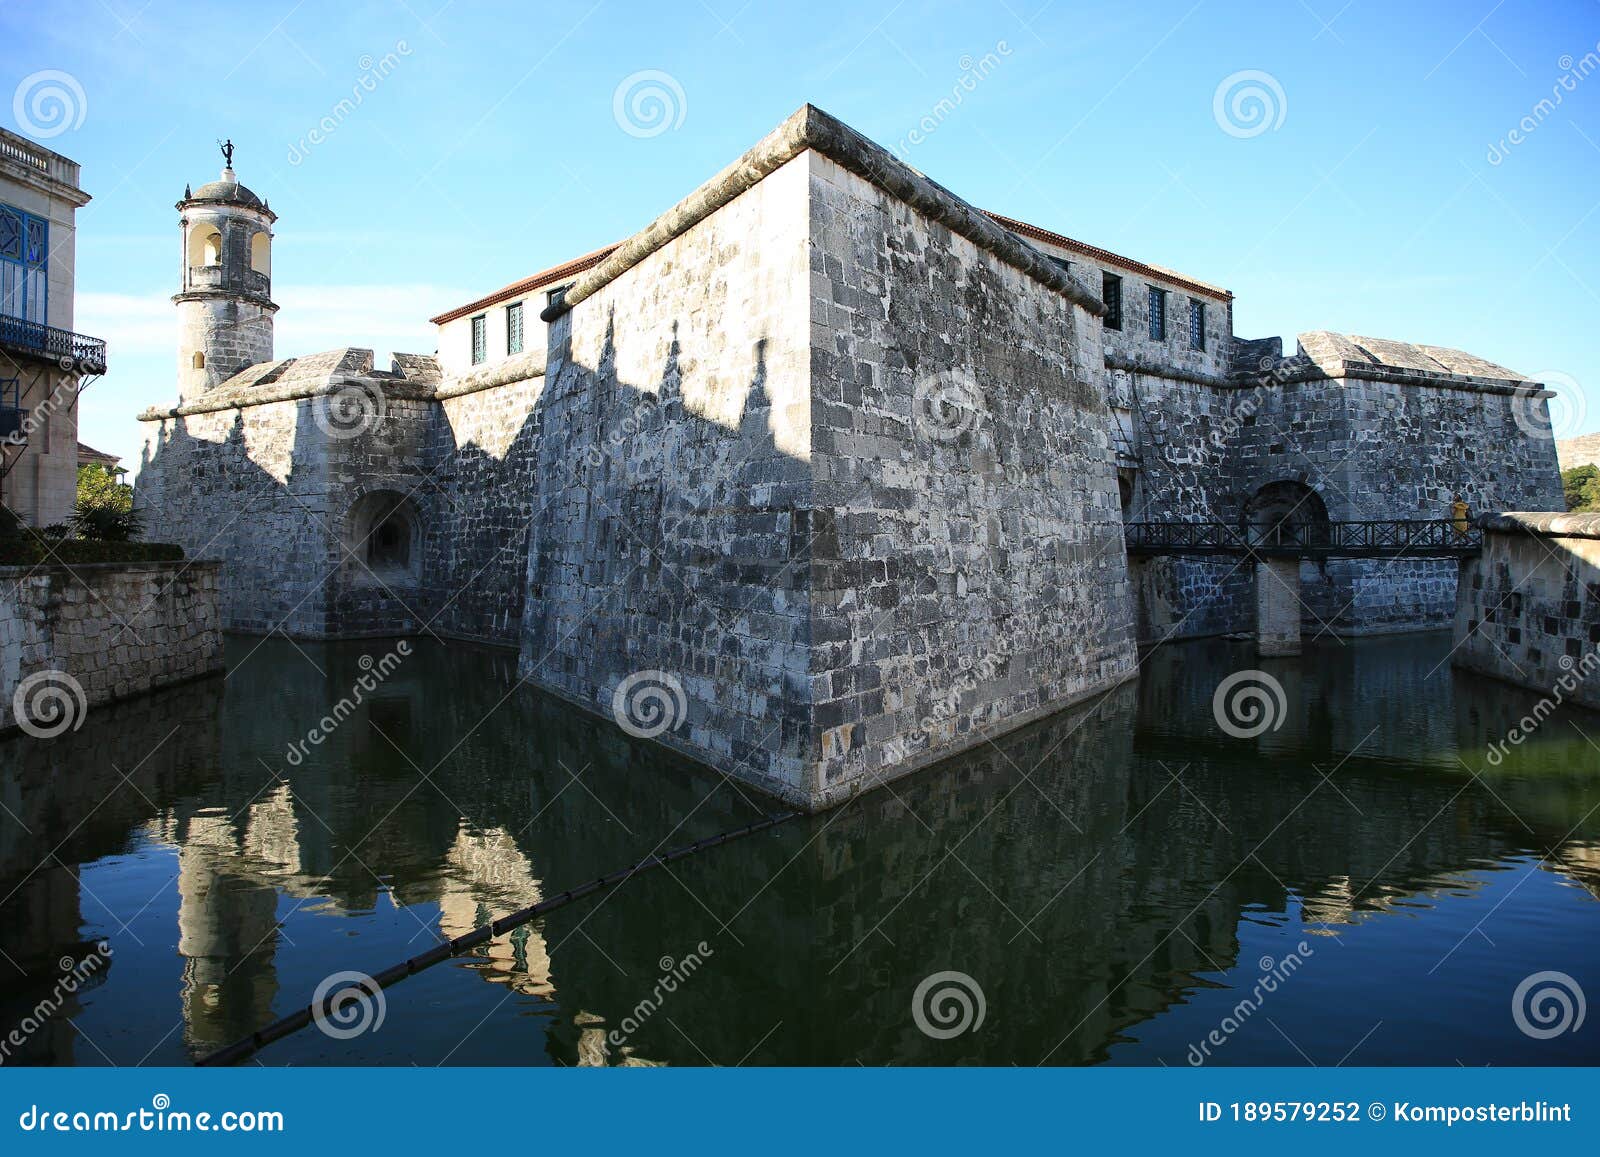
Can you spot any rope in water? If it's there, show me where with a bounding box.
[195,810,800,1067]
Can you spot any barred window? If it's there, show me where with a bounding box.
[506,301,524,355]
[1189,298,1206,351]
[471,315,486,365]
[1102,273,1123,331]
[1148,286,1167,341]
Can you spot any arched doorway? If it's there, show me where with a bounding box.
[1244,480,1330,548]
[344,491,422,585]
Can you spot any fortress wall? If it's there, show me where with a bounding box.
[322,395,438,638]
[139,389,444,640]
[1110,370,1236,521]
[1130,556,1253,643]
[426,375,548,645]
[1455,513,1600,710]
[1111,369,1249,642]
[1233,376,1561,520]
[806,153,1138,805]
[138,401,336,636]
[1231,375,1562,634]
[518,152,816,805]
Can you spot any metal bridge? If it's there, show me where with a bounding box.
[1124,519,1482,560]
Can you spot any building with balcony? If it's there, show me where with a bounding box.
[0,127,106,528]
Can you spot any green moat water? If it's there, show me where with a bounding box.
[2,631,1598,1066]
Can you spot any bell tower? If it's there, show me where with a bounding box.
[174,140,277,403]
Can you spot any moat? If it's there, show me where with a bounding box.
[3,631,1598,1066]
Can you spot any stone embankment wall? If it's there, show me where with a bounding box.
[0,561,224,733]
[1230,373,1561,636]
[1454,512,1600,710]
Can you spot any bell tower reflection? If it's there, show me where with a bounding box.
[171,787,304,1056]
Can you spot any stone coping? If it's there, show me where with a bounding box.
[433,352,547,400]
[1109,353,1555,397]
[138,376,436,420]
[139,360,546,420]
[1226,358,1554,398]
[1479,512,1600,540]
[540,103,1104,325]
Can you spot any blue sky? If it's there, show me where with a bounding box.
[6,0,1599,468]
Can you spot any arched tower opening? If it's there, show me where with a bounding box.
[249,231,271,276]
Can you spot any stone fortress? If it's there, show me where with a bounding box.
[135,105,1564,812]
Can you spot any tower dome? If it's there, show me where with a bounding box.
[187,169,268,211]
[173,141,277,402]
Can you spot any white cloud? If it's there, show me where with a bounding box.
[76,291,171,356]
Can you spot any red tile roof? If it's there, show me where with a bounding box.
[428,243,621,325]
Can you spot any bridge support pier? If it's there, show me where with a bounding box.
[1255,558,1302,657]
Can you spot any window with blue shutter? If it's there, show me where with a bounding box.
[0,202,48,325]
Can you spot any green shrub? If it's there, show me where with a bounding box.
[71,463,144,542]
[1563,465,1600,513]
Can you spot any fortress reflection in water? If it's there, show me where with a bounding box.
[1,632,1597,1065]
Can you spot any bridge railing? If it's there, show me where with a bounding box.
[1125,519,1481,558]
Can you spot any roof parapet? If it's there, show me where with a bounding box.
[538,103,1105,324]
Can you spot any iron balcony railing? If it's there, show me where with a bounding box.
[1124,519,1482,559]
[0,313,107,374]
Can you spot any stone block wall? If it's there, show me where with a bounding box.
[0,561,224,733]
[1312,557,1459,635]
[1231,376,1561,523]
[176,297,275,399]
[426,374,547,645]
[1454,513,1600,710]
[323,393,437,638]
[520,151,816,804]
[138,400,335,636]
[1130,556,1252,643]
[1116,367,1563,642]
[1226,374,1562,636]
[806,154,1136,802]
[140,371,456,641]
[1111,370,1236,523]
